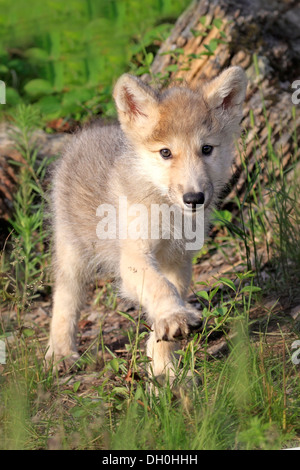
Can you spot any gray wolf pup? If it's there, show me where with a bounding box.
[46,66,247,379]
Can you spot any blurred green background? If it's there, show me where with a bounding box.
[0,0,190,125]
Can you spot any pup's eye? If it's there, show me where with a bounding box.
[160,148,172,159]
[202,145,214,156]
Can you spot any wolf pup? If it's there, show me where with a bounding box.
[46,66,247,379]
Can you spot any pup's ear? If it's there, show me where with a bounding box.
[113,74,159,135]
[203,66,247,127]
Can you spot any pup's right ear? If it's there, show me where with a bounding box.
[113,74,159,136]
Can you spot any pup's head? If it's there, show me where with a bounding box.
[113,67,247,211]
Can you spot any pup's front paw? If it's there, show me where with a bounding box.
[45,345,80,371]
[154,306,202,342]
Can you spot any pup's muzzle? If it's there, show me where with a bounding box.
[183,192,205,210]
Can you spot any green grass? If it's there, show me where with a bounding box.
[0,0,190,123]
[0,310,299,450]
[1,105,52,320]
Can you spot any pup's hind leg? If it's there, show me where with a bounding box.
[46,237,87,364]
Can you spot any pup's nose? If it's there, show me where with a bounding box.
[183,192,205,209]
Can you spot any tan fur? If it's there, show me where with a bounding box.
[46,67,247,379]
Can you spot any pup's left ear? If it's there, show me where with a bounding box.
[203,66,248,127]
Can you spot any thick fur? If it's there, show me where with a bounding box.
[46,67,247,378]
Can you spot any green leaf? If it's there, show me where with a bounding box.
[236,271,255,280]
[24,79,53,98]
[196,280,209,287]
[214,317,222,327]
[22,328,35,338]
[0,64,8,73]
[138,331,148,341]
[135,66,149,76]
[146,52,154,65]
[213,306,228,316]
[196,290,209,301]
[25,48,49,61]
[190,29,207,38]
[201,307,209,318]
[117,310,136,324]
[61,88,93,113]
[171,48,185,55]
[112,387,129,397]
[188,52,205,59]
[209,286,220,300]
[49,31,61,60]
[213,18,223,29]
[166,64,179,72]
[219,277,236,291]
[70,406,86,418]
[202,51,214,57]
[134,385,143,401]
[73,381,81,393]
[5,87,21,106]
[240,286,262,294]
[36,95,61,117]
[204,39,219,54]
[110,358,119,373]
[212,209,233,224]
[174,350,185,356]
